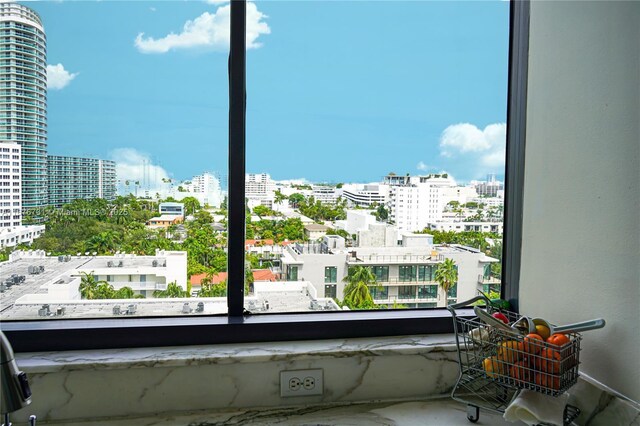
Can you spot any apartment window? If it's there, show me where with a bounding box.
[418,265,434,282]
[1,0,525,351]
[371,266,389,282]
[398,285,416,300]
[324,284,336,299]
[399,265,417,282]
[370,285,388,300]
[417,285,438,299]
[324,266,337,283]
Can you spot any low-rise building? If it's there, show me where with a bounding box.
[426,221,504,234]
[304,223,330,241]
[0,225,45,248]
[159,202,184,216]
[1,250,188,312]
[279,231,499,308]
[341,183,390,208]
[147,214,183,229]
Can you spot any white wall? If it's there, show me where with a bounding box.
[520,1,639,401]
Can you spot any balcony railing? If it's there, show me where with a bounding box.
[347,253,444,264]
[477,274,501,285]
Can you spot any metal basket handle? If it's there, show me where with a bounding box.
[447,295,490,311]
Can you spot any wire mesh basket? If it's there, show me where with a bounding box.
[447,296,582,424]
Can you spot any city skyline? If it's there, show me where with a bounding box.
[33,1,508,185]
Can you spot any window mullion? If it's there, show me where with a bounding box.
[228,0,247,317]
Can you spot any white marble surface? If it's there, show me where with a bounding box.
[41,399,519,426]
[16,334,459,373]
[12,335,463,424]
[11,335,639,425]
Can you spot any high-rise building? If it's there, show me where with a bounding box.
[0,3,48,211]
[47,156,117,208]
[387,174,477,232]
[0,142,21,227]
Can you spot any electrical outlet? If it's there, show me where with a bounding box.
[280,369,323,397]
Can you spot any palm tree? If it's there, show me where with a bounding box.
[435,258,458,306]
[153,281,188,298]
[114,286,136,299]
[341,266,377,310]
[79,272,108,300]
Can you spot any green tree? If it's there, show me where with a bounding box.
[435,258,458,304]
[182,196,201,216]
[341,266,377,310]
[153,281,189,298]
[288,193,305,208]
[79,271,105,300]
[274,190,288,205]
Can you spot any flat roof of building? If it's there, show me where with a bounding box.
[1,283,338,320]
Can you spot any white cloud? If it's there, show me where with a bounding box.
[46,64,78,90]
[416,161,432,171]
[438,122,506,177]
[135,2,270,54]
[110,148,172,195]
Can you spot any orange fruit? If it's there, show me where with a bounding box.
[547,333,570,348]
[535,372,560,390]
[483,356,505,378]
[523,333,544,355]
[497,340,524,363]
[510,359,533,385]
[535,348,562,374]
[535,324,551,341]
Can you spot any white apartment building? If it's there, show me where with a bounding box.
[335,209,378,235]
[5,249,188,300]
[311,185,338,205]
[279,230,499,308]
[246,173,275,208]
[341,183,390,208]
[388,175,477,232]
[0,142,22,227]
[426,221,504,234]
[0,225,45,248]
[182,172,223,207]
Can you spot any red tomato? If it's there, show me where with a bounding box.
[492,312,509,324]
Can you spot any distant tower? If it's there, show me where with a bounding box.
[0,2,48,211]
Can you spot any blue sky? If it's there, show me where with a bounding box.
[36,0,509,187]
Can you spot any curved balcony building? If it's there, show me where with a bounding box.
[0,2,47,212]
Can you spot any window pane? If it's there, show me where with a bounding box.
[1,1,229,319]
[245,1,507,313]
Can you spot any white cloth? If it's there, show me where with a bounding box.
[503,389,569,426]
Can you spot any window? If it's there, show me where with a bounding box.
[324,267,337,283]
[0,0,528,351]
[399,265,417,282]
[372,266,389,282]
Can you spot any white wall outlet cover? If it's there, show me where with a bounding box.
[280,369,323,397]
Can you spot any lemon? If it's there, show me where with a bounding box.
[535,324,551,341]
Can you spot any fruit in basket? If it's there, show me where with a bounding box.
[482,356,505,378]
[547,333,570,348]
[535,372,561,391]
[535,324,551,341]
[536,348,562,374]
[523,333,545,354]
[497,340,524,363]
[469,327,490,344]
[510,359,533,385]
[492,312,509,324]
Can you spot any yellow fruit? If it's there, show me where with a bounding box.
[483,356,505,378]
[535,325,551,341]
[497,340,524,363]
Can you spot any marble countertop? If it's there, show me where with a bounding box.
[56,398,518,426]
[16,334,459,373]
